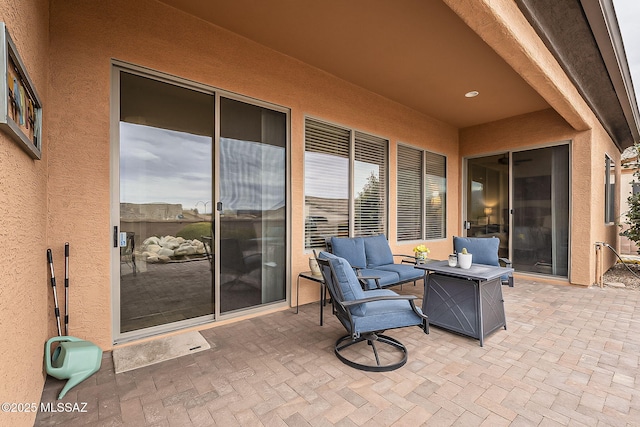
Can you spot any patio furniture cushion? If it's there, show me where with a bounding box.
[350,289,425,336]
[453,236,499,266]
[374,263,425,282]
[453,236,512,285]
[318,252,366,315]
[326,234,425,290]
[331,236,367,268]
[363,234,394,267]
[358,268,400,290]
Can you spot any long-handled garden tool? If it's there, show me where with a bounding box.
[64,242,69,336]
[47,248,62,337]
[45,245,102,399]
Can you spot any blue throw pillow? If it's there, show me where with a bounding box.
[331,237,367,268]
[364,234,394,267]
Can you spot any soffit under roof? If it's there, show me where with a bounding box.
[516,0,640,151]
[157,0,550,129]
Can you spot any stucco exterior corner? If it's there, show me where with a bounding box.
[0,0,50,425]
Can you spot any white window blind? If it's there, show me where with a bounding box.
[397,145,423,241]
[354,131,387,237]
[425,152,446,239]
[304,118,388,249]
[397,145,446,241]
[304,119,350,249]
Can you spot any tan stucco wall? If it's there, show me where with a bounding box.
[591,125,622,271]
[47,0,460,349]
[0,1,49,425]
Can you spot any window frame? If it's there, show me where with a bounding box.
[605,154,616,224]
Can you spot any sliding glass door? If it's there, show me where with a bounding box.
[465,144,569,278]
[465,154,510,258]
[218,98,287,313]
[113,67,288,340]
[512,145,569,276]
[118,72,215,334]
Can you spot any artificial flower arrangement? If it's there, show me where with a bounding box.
[412,244,430,259]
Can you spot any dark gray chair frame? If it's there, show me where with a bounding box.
[315,252,429,372]
[120,232,137,276]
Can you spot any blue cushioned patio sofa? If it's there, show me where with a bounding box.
[327,234,425,290]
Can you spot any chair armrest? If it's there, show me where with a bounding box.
[393,253,420,263]
[357,276,382,289]
[355,271,382,289]
[342,294,418,306]
[498,257,512,268]
[394,254,419,265]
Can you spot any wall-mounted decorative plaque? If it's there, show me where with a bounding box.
[0,22,42,159]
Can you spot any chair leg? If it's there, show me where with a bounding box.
[422,319,429,334]
[369,339,381,366]
[334,333,408,372]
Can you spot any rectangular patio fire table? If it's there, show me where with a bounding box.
[415,260,513,346]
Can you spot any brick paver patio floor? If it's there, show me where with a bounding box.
[34,278,640,426]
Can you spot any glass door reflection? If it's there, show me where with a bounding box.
[512,146,569,276]
[116,70,288,336]
[218,98,286,313]
[465,154,510,258]
[119,72,214,333]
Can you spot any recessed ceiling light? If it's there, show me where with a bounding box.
[465,91,479,98]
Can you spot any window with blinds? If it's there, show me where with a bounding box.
[304,118,388,249]
[425,152,446,239]
[397,145,423,240]
[605,155,615,224]
[397,145,446,241]
[354,131,387,238]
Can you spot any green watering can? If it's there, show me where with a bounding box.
[45,336,102,399]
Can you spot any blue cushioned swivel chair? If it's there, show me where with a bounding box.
[315,251,429,372]
[453,236,514,287]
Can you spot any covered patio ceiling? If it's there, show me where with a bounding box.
[157,0,550,129]
[156,0,640,150]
